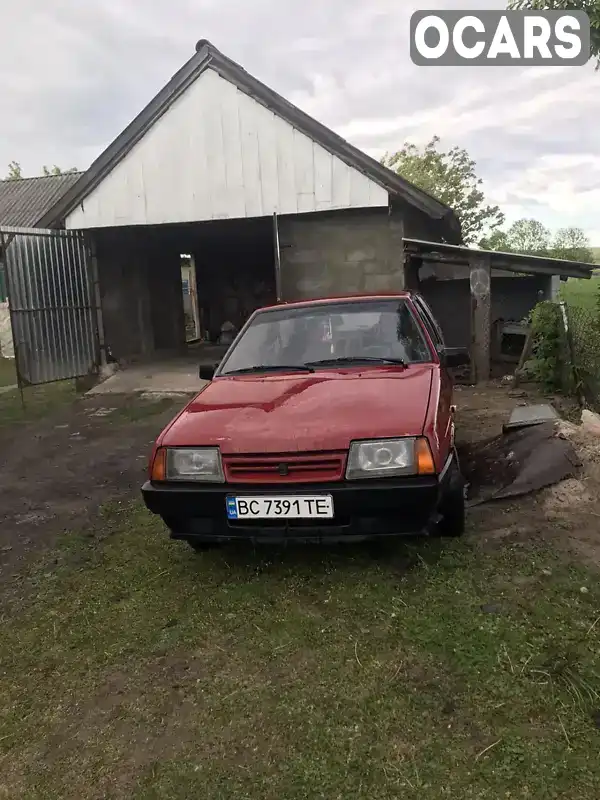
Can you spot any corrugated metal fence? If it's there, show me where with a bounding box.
[0,226,99,385]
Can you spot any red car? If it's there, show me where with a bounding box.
[142,293,470,550]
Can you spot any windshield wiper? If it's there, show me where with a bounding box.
[305,356,406,367]
[221,364,315,375]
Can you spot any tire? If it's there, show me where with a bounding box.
[437,460,466,538]
[161,517,221,552]
[186,539,221,553]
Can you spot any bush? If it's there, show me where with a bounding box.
[522,288,600,407]
[566,303,600,409]
[522,301,563,391]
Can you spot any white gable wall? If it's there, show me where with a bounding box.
[66,69,389,230]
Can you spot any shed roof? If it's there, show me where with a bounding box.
[0,173,83,228]
[39,40,462,243]
[403,238,595,280]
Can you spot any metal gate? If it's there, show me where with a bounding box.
[0,226,99,385]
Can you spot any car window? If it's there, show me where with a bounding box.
[414,296,444,348]
[219,299,433,373]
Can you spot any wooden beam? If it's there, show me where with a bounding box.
[469,252,491,384]
[514,325,534,386]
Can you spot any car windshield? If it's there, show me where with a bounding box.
[219,299,433,375]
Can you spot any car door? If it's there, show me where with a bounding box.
[412,295,455,455]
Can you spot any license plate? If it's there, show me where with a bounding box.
[226,495,334,520]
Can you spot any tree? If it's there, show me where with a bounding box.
[550,226,595,263]
[5,161,22,180]
[504,218,551,255]
[4,163,78,180]
[42,165,78,176]
[480,218,550,254]
[479,228,512,252]
[480,217,595,263]
[381,136,504,244]
[507,0,600,67]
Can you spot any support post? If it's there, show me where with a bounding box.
[88,236,107,367]
[560,300,584,406]
[273,213,282,302]
[469,252,491,384]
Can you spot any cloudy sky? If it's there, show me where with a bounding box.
[1,0,598,242]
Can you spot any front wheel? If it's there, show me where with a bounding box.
[186,539,222,553]
[437,462,466,538]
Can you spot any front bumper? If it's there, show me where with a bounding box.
[141,459,455,543]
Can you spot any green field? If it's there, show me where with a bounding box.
[591,247,600,265]
[561,276,600,310]
[560,273,600,408]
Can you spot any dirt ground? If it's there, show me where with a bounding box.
[0,391,186,581]
[1,380,600,582]
[454,382,600,567]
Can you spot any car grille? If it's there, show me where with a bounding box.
[222,452,346,484]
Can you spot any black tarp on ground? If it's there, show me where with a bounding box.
[458,421,582,506]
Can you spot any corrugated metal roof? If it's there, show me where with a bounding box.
[403,237,595,279]
[39,40,462,243]
[0,173,83,228]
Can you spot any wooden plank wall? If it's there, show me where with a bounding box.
[66,70,389,230]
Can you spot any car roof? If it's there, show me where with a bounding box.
[255,292,413,314]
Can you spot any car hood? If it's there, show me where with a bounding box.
[161,365,434,453]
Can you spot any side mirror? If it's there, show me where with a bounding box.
[199,363,217,381]
[440,347,470,369]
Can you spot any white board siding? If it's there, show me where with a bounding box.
[66,69,389,230]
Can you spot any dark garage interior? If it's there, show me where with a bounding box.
[92,216,278,363]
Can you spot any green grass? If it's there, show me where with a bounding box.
[0,355,16,387]
[0,378,177,429]
[561,276,600,310]
[1,504,600,798]
[559,278,600,406]
[0,380,77,427]
[109,395,181,423]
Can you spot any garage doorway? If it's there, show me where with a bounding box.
[91,215,281,366]
[181,254,201,343]
[190,216,279,344]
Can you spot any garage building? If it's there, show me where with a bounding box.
[1,40,593,389]
[35,39,460,365]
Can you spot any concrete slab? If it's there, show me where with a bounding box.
[503,403,559,431]
[88,359,207,396]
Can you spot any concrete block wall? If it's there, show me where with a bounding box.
[278,209,405,301]
[491,275,552,322]
[95,238,147,361]
[420,278,471,347]
[420,274,552,349]
[0,302,13,358]
[94,233,186,362]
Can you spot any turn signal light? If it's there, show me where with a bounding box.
[415,438,435,475]
[150,447,167,481]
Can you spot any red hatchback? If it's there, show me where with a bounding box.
[142,293,470,550]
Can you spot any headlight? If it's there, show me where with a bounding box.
[165,447,224,482]
[345,437,434,480]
